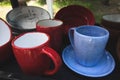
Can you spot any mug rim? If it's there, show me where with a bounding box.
[36,19,63,28]
[102,14,120,23]
[75,25,109,38]
[11,32,50,49]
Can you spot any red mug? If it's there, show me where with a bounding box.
[0,18,12,62]
[36,19,64,53]
[11,32,62,75]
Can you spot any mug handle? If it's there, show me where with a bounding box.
[41,47,62,75]
[68,28,75,47]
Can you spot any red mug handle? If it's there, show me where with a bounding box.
[41,47,62,75]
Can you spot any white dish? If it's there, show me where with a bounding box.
[6,6,50,31]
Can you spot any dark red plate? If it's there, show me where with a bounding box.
[60,15,87,34]
[55,5,95,34]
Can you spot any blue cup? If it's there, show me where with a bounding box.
[69,25,109,67]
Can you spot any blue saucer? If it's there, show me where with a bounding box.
[62,45,115,77]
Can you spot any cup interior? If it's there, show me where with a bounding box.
[14,32,49,48]
[103,14,120,23]
[76,26,108,37]
[0,19,11,46]
[37,19,63,27]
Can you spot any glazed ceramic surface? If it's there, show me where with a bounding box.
[101,14,120,55]
[101,14,120,30]
[6,6,51,32]
[0,18,12,62]
[69,25,109,67]
[62,45,115,77]
[117,37,120,61]
[11,32,62,75]
[36,19,63,53]
[55,5,95,34]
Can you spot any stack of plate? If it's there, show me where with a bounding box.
[6,6,51,36]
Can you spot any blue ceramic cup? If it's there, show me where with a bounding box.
[69,25,109,67]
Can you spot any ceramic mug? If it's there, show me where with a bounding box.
[36,19,63,53]
[101,14,120,61]
[0,18,13,62]
[69,25,109,67]
[11,32,62,75]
